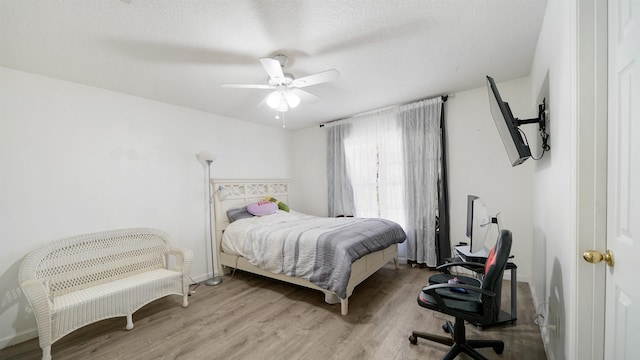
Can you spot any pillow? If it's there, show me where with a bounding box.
[247,201,279,216]
[265,196,290,212]
[227,207,254,222]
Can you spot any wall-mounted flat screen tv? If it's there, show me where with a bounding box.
[486,76,532,166]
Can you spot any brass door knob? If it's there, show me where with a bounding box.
[583,249,614,267]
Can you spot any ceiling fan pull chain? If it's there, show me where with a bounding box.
[274,110,285,128]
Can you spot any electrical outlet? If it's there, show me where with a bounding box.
[544,314,559,336]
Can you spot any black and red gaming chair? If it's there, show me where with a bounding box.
[409,229,513,360]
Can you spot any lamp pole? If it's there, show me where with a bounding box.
[204,159,222,286]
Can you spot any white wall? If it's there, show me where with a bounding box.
[446,77,536,282]
[0,67,293,347]
[292,77,537,282]
[290,125,327,217]
[528,1,577,359]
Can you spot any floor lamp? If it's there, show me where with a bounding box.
[204,159,222,286]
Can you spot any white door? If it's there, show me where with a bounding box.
[604,0,640,357]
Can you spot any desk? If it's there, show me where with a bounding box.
[445,255,518,329]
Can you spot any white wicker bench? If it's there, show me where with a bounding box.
[19,228,193,360]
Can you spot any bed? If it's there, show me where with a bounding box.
[211,179,406,315]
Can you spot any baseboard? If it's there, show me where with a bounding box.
[190,272,216,284]
[0,328,37,350]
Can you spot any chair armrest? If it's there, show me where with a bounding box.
[421,283,495,310]
[422,283,495,297]
[435,261,485,274]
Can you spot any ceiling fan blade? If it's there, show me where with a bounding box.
[291,69,339,88]
[259,57,285,80]
[220,83,273,89]
[290,88,320,103]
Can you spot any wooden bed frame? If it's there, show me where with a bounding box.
[211,179,399,315]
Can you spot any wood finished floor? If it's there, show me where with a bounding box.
[0,264,546,360]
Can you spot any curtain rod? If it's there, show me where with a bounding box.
[319,95,448,128]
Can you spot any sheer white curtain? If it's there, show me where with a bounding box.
[343,112,406,227]
[326,97,442,266]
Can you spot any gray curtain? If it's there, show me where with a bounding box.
[327,123,355,217]
[399,99,442,266]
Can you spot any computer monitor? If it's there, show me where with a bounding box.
[465,195,479,239]
[467,195,492,255]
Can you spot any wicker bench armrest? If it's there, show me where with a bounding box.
[21,279,54,349]
[21,279,52,308]
[168,248,193,302]
[168,248,193,274]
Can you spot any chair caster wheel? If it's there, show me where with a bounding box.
[408,335,418,345]
[493,344,505,354]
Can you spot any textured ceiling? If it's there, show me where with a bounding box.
[0,0,547,130]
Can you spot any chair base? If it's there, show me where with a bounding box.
[409,318,504,360]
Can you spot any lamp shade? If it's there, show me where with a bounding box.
[197,151,216,162]
[266,91,283,109]
[266,89,300,111]
[284,91,300,108]
[276,98,289,112]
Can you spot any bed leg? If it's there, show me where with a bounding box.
[341,298,348,315]
[324,292,340,304]
[393,256,399,269]
[221,265,232,275]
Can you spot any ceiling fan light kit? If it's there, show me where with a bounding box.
[221,54,338,119]
[266,88,300,111]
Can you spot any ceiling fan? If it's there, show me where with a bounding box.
[220,54,339,113]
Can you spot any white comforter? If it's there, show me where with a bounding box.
[223,210,331,278]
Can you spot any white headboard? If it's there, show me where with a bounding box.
[211,178,291,257]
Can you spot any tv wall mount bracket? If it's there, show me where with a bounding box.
[514,98,550,153]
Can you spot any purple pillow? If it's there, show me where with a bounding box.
[247,201,278,216]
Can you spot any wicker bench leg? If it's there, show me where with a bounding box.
[126,314,134,330]
[41,345,51,360]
